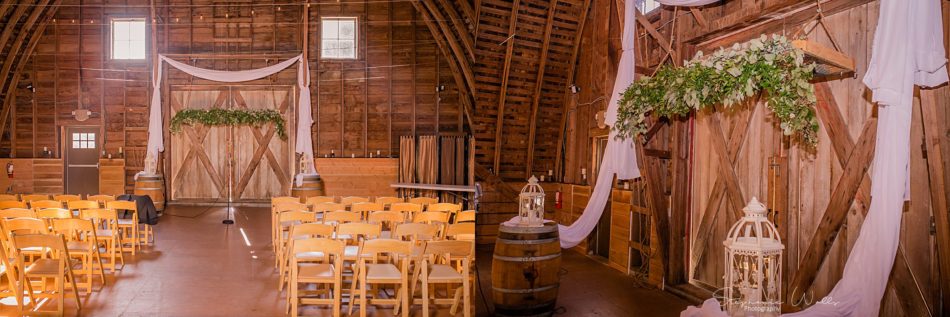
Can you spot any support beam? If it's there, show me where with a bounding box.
[554,0,592,181]
[920,88,950,311]
[412,4,477,131]
[0,0,52,136]
[525,0,558,178]
[412,2,476,94]
[688,7,708,28]
[634,8,674,58]
[492,0,521,176]
[434,0,475,60]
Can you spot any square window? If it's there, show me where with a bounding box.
[321,17,357,59]
[112,18,146,60]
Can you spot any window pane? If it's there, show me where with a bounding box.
[322,20,339,39]
[73,141,80,149]
[112,18,146,59]
[114,22,130,41]
[72,133,80,141]
[87,133,95,142]
[339,21,355,39]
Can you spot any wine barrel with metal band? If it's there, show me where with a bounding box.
[134,174,165,211]
[291,174,325,199]
[492,222,561,317]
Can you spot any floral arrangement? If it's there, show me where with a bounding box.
[614,34,819,144]
[170,108,287,139]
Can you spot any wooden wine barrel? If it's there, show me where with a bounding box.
[291,174,325,199]
[134,174,165,211]
[492,222,561,317]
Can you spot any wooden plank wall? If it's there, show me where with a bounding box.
[687,3,947,315]
[314,158,397,197]
[0,158,64,194]
[3,0,463,193]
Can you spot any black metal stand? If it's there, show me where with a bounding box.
[223,133,235,225]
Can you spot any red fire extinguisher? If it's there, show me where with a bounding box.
[5,162,13,178]
[555,191,562,209]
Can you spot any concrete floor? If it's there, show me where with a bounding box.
[475,246,691,317]
[0,205,464,316]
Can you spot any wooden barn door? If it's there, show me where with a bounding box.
[168,85,295,203]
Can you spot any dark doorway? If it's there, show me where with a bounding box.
[65,126,100,195]
[588,136,611,259]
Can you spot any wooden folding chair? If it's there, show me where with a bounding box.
[455,210,476,223]
[272,196,301,206]
[311,202,346,224]
[420,240,474,317]
[340,196,370,207]
[0,194,18,201]
[36,208,74,227]
[87,195,116,207]
[0,200,28,210]
[2,218,50,264]
[29,199,62,211]
[80,208,124,273]
[323,211,362,226]
[0,208,35,219]
[273,201,309,252]
[408,197,438,208]
[368,211,405,239]
[290,238,345,317]
[68,200,100,218]
[413,211,450,225]
[337,223,382,263]
[279,223,335,292]
[20,194,51,203]
[11,233,82,315]
[374,196,403,209]
[51,218,106,294]
[107,200,151,254]
[351,202,384,220]
[393,223,441,244]
[444,223,475,241]
[390,203,423,223]
[53,194,82,203]
[0,238,27,310]
[276,211,318,270]
[349,239,413,317]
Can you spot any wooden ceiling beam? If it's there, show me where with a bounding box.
[525,0,558,178]
[492,0,521,175]
[0,3,32,61]
[0,0,55,138]
[688,7,708,28]
[0,0,15,22]
[434,0,475,60]
[554,0,591,180]
[635,7,674,59]
[412,1,476,94]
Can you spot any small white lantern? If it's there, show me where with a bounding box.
[518,176,545,227]
[723,197,784,316]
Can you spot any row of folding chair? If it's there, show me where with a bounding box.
[0,193,117,204]
[287,237,473,317]
[280,195,442,207]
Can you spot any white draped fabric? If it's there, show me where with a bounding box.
[144,54,316,178]
[783,0,947,316]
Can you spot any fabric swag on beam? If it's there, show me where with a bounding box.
[143,54,316,180]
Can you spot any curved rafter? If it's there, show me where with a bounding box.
[0,0,58,137]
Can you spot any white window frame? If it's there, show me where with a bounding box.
[320,17,359,60]
[110,17,147,60]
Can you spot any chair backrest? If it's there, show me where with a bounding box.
[374,196,402,206]
[278,210,317,224]
[394,223,440,241]
[292,238,345,260]
[423,240,474,264]
[12,233,68,258]
[408,196,438,206]
[67,200,100,211]
[289,223,335,239]
[310,202,346,213]
[80,208,119,230]
[273,201,308,213]
[271,196,300,206]
[323,211,361,224]
[390,203,423,214]
[0,194,18,201]
[50,218,97,242]
[367,211,404,226]
[87,195,116,206]
[305,196,336,205]
[359,239,412,263]
[336,222,381,241]
[53,194,82,202]
[3,218,50,235]
[106,200,137,212]
[35,208,72,220]
[0,200,27,209]
[350,202,384,214]
[456,210,476,223]
[340,196,369,206]
[427,203,462,213]
[413,211,450,224]
[0,208,35,219]
[29,200,61,210]
[20,194,51,202]
[444,223,475,240]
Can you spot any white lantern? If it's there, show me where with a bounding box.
[723,197,784,316]
[518,176,545,227]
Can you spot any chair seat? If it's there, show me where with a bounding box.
[427,264,463,281]
[343,246,373,260]
[66,241,93,253]
[25,259,61,276]
[117,219,135,226]
[365,263,402,281]
[297,263,335,282]
[96,229,117,237]
[380,231,393,239]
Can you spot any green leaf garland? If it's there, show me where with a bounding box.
[614,34,819,145]
[170,108,287,140]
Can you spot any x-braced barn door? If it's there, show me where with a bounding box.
[169,86,295,202]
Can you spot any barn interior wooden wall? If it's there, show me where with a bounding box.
[0,0,466,192]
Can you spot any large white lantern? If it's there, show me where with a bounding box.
[723,197,784,316]
[518,176,545,226]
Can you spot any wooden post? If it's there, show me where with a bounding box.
[919,88,950,311]
[493,0,521,176]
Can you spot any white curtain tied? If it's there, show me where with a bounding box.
[143,54,316,181]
